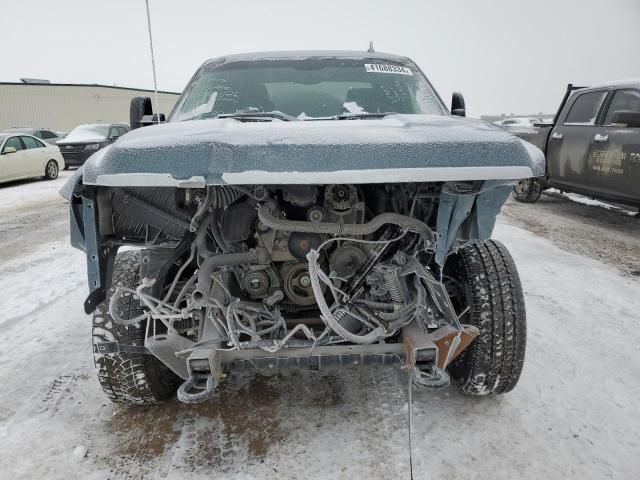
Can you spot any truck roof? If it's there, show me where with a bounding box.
[586,78,640,90]
[203,50,410,66]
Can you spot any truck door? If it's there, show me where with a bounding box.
[546,90,609,191]
[588,88,640,204]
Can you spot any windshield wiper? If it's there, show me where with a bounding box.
[335,112,398,120]
[217,111,296,122]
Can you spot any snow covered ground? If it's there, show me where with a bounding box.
[0,176,639,479]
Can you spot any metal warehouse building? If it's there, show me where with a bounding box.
[0,82,180,131]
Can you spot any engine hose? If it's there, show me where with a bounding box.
[379,302,417,321]
[196,210,229,256]
[195,248,270,300]
[210,185,243,208]
[352,299,398,311]
[258,206,434,243]
[210,209,229,253]
[227,300,283,338]
[173,273,198,308]
[307,249,386,344]
[352,298,416,319]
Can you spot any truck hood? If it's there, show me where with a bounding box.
[66,114,544,193]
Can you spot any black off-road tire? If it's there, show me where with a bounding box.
[44,160,59,180]
[92,251,179,405]
[445,240,526,395]
[512,178,542,203]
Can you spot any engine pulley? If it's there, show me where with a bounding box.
[242,270,271,297]
[325,184,357,211]
[281,262,318,306]
[288,232,323,260]
[329,245,367,279]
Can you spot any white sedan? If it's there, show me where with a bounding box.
[0,133,65,185]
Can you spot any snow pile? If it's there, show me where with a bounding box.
[71,446,88,463]
[342,101,365,113]
[0,170,71,215]
[547,188,638,216]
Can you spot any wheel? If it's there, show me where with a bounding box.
[130,96,152,130]
[444,240,526,395]
[44,160,59,180]
[512,178,542,203]
[92,251,180,405]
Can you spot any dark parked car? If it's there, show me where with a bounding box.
[1,127,61,145]
[56,123,129,168]
[513,79,640,208]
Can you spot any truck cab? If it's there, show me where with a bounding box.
[514,79,640,207]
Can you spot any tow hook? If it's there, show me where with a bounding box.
[412,365,450,389]
[177,373,218,404]
[177,347,221,404]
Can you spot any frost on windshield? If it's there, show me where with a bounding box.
[173,78,241,121]
[173,92,218,122]
[414,79,445,116]
[342,101,365,114]
[171,57,448,121]
[380,80,413,112]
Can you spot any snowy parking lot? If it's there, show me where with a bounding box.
[0,173,639,479]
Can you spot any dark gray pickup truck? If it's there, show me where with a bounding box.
[513,79,640,208]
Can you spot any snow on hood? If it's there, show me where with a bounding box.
[57,136,104,145]
[57,125,109,144]
[72,114,544,188]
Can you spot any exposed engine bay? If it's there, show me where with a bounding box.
[85,180,508,402]
[62,51,537,406]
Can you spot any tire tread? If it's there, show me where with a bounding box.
[92,251,178,405]
[448,240,526,395]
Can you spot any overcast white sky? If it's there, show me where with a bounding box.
[2,0,639,117]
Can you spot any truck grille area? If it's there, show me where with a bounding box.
[110,188,191,242]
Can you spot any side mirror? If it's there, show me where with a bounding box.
[2,146,17,155]
[140,113,166,126]
[451,92,466,117]
[130,96,153,129]
[610,110,640,128]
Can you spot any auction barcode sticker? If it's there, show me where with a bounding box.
[364,64,413,75]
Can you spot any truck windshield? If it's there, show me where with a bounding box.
[171,57,447,121]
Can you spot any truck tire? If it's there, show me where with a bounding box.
[444,240,526,395]
[92,251,179,405]
[512,178,542,203]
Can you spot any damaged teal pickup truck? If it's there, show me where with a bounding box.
[61,51,543,405]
